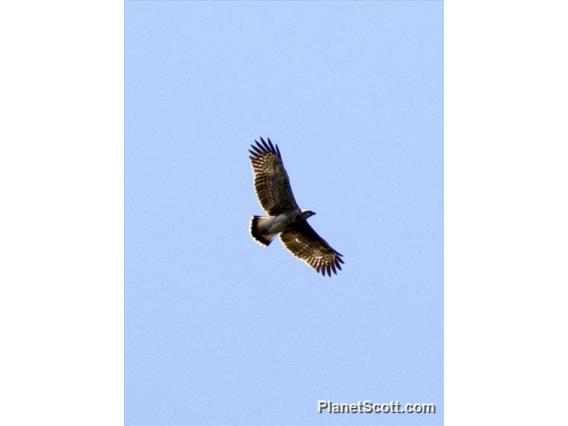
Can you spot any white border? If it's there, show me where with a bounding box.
[446,1,568,424]
[0,1,123,425]
[1,1,567,425]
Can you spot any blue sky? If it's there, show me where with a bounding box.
[125,2,443,425]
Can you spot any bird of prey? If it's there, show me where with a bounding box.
[248,137,344,276]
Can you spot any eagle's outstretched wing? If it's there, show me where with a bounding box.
[280,221,344,277]
[248,137,299,215]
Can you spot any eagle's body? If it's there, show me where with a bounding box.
[256,210,302,236]
[248,137,344,276]
[250,209,313,244]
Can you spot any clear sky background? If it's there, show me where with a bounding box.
[125,2,442,425]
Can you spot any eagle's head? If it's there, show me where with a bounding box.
[301,210,316,220]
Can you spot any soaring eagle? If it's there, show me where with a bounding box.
[248,137,344,276]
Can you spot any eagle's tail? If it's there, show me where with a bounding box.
[250,216,276,246]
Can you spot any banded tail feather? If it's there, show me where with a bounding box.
[249,215,277,246]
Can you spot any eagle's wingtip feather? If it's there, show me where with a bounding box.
[251,137,280,158]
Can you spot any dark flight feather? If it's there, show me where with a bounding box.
[249,139,298,215]
[280,222,344,277]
